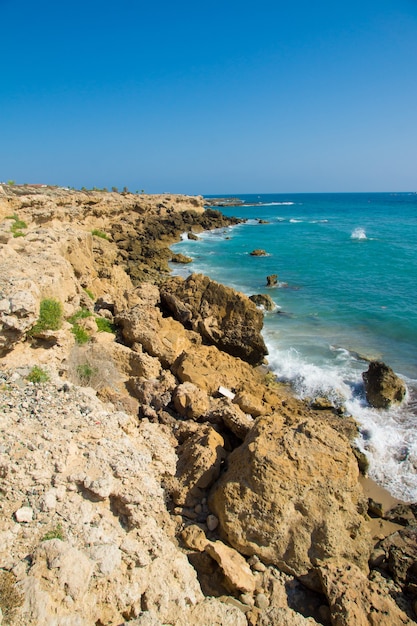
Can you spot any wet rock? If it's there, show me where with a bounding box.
[266,274,278,286]
[249,294,275,311]
[362,361,407,408]
[250,249,267,256]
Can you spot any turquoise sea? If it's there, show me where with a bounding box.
[171,192,417,502]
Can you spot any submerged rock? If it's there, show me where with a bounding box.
[362,361,407,408]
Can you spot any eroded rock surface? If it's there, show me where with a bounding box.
[209,413,371,588]
[363,360,407,408]
[160,274,268,366]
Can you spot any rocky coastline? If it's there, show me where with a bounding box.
[0,185,416,625]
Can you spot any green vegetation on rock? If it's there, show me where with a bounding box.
[29,298,63,336]
[26,365,50,384]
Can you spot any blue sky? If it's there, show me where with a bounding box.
[1,0,417,193]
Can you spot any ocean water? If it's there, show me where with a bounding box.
[170,192,417,502]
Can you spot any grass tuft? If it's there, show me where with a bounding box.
[29,298,63,336]
[27,365,50,383]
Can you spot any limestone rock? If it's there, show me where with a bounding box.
[174,344,264,396]
[362,361,407,408]
[266,274,278,286]
[249,293,275,311]
[160,274,268,366]
[377,528,417,593]
[205,540,256,594]
[173,427,227,506]
[209,413,371,588]
[0,276,40,354]
[233,390,265,417]
[209,398,254,440]
[116,282,200,368]
[173,381,210,419]
[250,249,267,256]
[318,562,413,625]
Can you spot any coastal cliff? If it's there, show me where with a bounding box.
[0,186,415,625]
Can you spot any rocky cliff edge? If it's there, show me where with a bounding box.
[0,186,415,625]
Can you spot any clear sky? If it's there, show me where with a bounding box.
[1,0,417,193]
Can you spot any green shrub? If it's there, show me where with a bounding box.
[76,363,98,385]
[27,366,50,384]
[5,213,27,238]
[67,345,121,391]
[95,316,116,333]
[68,308,92,325]
[42,524,64,541]
[91,229,108,240]
[71,324,90,345]
[83,288,95,300]
[29,298,63,335]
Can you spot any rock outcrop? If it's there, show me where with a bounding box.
[1,185,415,625]
[209,412,371,589]
[160,274,268,366]
[363,360,407,408]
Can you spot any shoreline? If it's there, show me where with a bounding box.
[1,186,416,625]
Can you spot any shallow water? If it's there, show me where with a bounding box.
[171,193,417,501]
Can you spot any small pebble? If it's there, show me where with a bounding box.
[15,506,34,523]
[255,593,269,610]
[206,514,219,531]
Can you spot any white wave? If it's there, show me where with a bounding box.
[258,201,295,206]
[351,227,367,240]
[265,338,417,502]
[289,218,303,223]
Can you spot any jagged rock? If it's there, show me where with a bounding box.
[205,540,256,594]
[174,344,265,396]
[266,274,278,286]
[116,282,201,368]
[257,607,318,625]
[385,503,417,528]
[377,528,417,594]
[181,525,209,551]
[362,361,407,408]
[160,274,268,366]
[171,252,193,264]
[127,370,177,411]
[250,249,267,256]
[0,275,40,354]
[233,390,265,417]
[173,427,227,507]
[209,398,254,440]
[249,293,275,310]
[173,381,210,419]
[318,562,413,625]
[209,413,371,589]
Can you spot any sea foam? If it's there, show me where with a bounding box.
[351,227,367,240]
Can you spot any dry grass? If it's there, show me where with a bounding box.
[67,344,120,391]
[0,570,23,624]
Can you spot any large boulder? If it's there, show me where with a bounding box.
[209,413,371,589]
[160,274,268,366]
[362,361,406,409]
